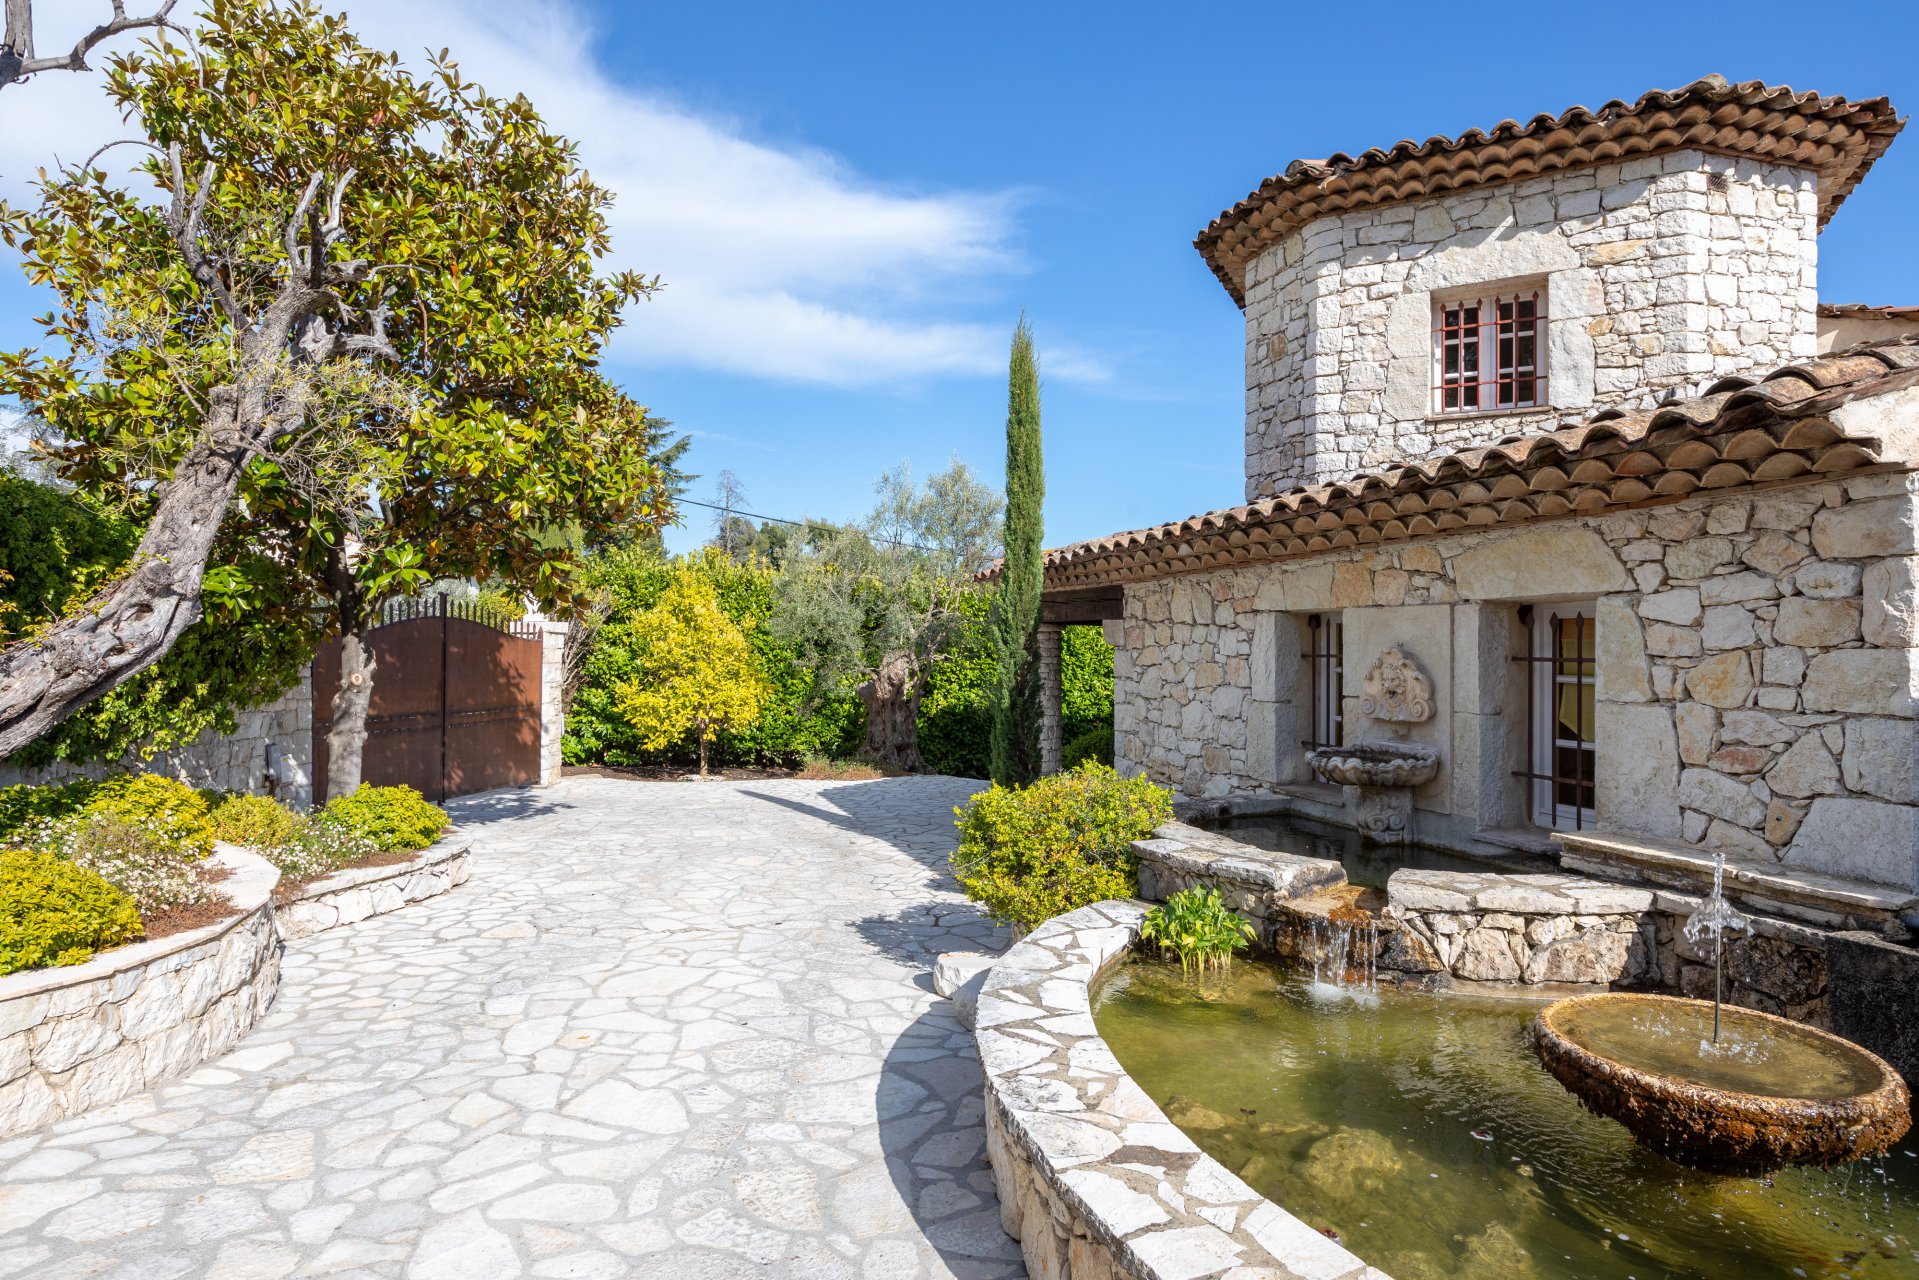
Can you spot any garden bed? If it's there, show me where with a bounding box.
[274,836,472,941]
[0,844,281,1139]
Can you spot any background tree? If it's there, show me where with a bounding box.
[989,319,1045,785]
[772,461,1000,771]
[0,0,180,90]
[0,1,671,787]
[615,564,770,777]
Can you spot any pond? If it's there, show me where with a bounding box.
[1213,811,1549,888]
[1094,959,1919,1280]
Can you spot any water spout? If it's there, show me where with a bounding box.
[1681,850,1752,1044]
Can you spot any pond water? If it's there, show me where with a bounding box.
[1094,960,1919,1280]
[1214,812,1547,888]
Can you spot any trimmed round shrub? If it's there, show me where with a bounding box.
[86,774,215,859]
[323,785,448,852]
[0,847,143,975]
[950,762,1172,928]
[1062,724,1114,770]
[209,794,300,850]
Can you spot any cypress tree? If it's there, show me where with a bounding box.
[989,318,1045,786]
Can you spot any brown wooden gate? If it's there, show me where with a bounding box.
[313,594,543,804]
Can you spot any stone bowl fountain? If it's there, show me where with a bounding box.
[1533,992,1911,1175]
[1305,741,1440,845]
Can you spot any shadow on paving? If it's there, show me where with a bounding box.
[877,999,1030,1279]
[737,776,988,891]
[443,784,574,825]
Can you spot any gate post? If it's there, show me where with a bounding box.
[532,617,570,785]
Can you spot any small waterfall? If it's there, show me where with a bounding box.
[1307,907,1379,1005]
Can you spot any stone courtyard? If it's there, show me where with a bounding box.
[0,775,1021,1280]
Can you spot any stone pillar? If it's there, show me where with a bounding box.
[534,618,569,785]
[1039,624,1064,775]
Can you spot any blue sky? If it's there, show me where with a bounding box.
[3,1,1917,555]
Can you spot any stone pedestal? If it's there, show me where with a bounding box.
[1350,783,1416,844]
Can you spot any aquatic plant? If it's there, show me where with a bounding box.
[1140,886,1256,977]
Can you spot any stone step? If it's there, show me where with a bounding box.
[1555,830,1918,931]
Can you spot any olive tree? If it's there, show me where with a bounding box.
[0,0,672,789]
[772,461,1000,771]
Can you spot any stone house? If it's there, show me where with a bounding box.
[1033,77,1919,903]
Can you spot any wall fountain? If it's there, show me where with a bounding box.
[1306,645,1439,844]
[1533,851,1912,1174]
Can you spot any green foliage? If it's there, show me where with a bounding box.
[563,548,861,769]
[1060,626,1115,740]
[322,785,447,852]
[85,774,214,860]
[0,475,312,767]
[0,780,99,843]
[0,473,137,633]
[209,794,300,849]
[1063,725,1115,770]
[262,815,380,881]
[0,848,143,976]
[990,318,1045,786]
[614,563,772,773]
[917,590,996,777]
[1140,886,1257,977]
[50,812,215,914]
[950,763,1172,927]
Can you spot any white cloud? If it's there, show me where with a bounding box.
[0,0,1108,388]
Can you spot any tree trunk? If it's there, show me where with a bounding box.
[0,384,264,759]
[697,720,710,778]
[324,587,376,804]
[858,653,926,773]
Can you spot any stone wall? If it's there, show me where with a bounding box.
[1243,150,1819,497]
[1114,462,1919,891]
[0,670,316,810]
[0,847,282,1137]
[276,837,472,941]
[532,617,569,786]
[1383,869,1657,986]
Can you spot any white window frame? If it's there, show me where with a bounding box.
[1524,602,1597,831]
[1432,285,1547,416]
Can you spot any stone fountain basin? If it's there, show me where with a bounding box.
[1533,992,1911,1175]
[1307,740,1440,789]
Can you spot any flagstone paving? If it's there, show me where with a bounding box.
[0,774,1023,1279]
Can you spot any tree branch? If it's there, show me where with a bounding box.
[0,0,182,91]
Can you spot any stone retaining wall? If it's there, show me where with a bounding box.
[0,846,282,1138]
[1132,820,1344,950]
[977,899,1387,1280]
[275,838,471,941]
[1382,869,1657,986]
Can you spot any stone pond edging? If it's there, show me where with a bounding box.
[976,898,1389,1280]
[1133,820,1345,950]
[0,845,282,1138]
[275,836,472,941]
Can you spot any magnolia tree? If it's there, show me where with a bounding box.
[0,1,181,91]
[615,566,770,777]
[773,462,1001,771]
[0,0,673,794]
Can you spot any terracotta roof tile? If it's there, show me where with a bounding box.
[1004,337,1919,593]
[1197,76,1904,306]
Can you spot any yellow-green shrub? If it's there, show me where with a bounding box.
[209,794,300,849]
[85,774,214,859]
[0,779,99,843]
[323,785,447,852]
[0,847,143,975]
[951,763,1171,927]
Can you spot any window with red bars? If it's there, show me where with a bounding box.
[1433,288,1546,415]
